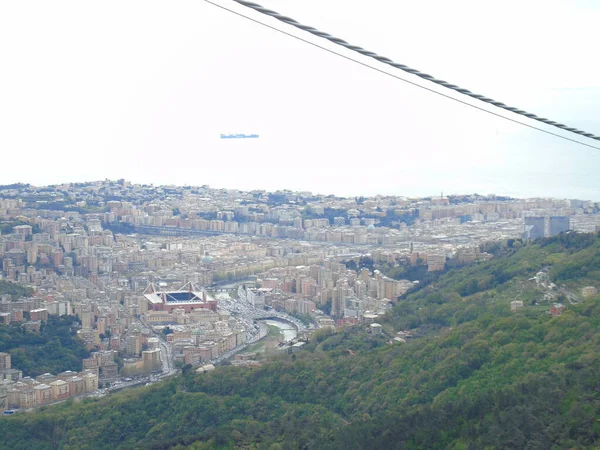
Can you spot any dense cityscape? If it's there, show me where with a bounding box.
[2,0,599,446]
[1,180,599,414]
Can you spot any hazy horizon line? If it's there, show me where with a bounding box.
[1,178,594,202]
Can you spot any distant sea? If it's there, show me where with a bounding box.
[212,123,600,201]
[354,136,600,201]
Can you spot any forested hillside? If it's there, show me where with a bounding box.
[0,316,90,377]
[1,233,599,449]
[0,279,33,299]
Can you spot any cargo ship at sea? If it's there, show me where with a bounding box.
[220,133,259,139]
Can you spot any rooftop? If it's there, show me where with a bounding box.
[143,281,214,305]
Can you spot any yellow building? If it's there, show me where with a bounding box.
[67,376,86,397]
[20,389,36,409]
[80,371,99,392]
[49,379,70,401]
[142,349,162,373]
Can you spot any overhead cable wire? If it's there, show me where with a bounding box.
[204,0,600,150]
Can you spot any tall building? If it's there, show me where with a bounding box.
[524,216,569,240]
[33,384,53,405]
[427,254,446,272]
[142,349,162,373]
[20,389,35,408]
[523,217,545,240]
[548,216,569,237]
[0,389,7,411]
[80,311,93,329]
[246,288,266,308]
[125,335,141,356]
[30,308,49,322]
[147,337,160,350]
[49,379,70,401]
[0,352,11,370]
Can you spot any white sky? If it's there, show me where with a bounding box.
[1,0,599,199]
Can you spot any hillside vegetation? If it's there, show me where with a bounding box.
[0,279,33,299]
[1,233,599,449]
[0,316,90,377]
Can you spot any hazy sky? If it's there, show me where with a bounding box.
[1,0,599,199]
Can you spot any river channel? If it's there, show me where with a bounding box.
[262,319,297,342]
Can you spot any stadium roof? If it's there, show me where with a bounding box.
[143,282,214,305]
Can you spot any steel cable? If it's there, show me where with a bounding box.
[206,0,600,148]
